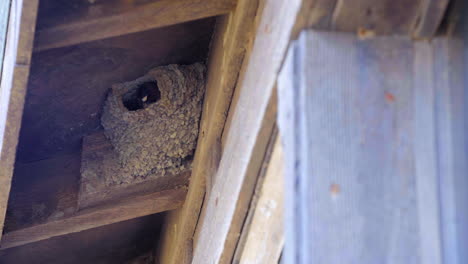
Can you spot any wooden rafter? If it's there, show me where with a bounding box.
[155,0,261,262]
[0,0,39,242]
[190,0,301,262]
[34,0,237,52]
[0,132,191,249]
[0,188,186,249]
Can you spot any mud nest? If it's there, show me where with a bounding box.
[100,63,205,185]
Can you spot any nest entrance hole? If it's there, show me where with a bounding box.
[122,81,161,111]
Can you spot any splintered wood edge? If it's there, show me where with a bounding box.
[0,188,187,250]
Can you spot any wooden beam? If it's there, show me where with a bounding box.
[155,0,261,263]
[190,0,301,263]
[0,0,39,241]
[34,0,236,52]
[299,0,449,38]
[0,187,186,249]
[196,86,278,263]
[232,136,285,264]
[1,131,190,249]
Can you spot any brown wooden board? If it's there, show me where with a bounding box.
[301,0,449,38]
[0,214,163,264]
[3,140,188,249]
[4,153,81,232]
[34,0,236,51]
[1,187,185,249]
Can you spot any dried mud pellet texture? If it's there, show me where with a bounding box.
[101,63,205,185]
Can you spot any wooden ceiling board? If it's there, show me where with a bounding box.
[16,18,215,163]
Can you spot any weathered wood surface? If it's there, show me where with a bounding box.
[155,0,261,263]
[0,187,186,249]
[190,0,301,263]
[34,0,236,51]
[197,86,278,263]
[413,0,451,37]
[430,15,468,262]
[0,0,38,241]
[233,137,285,264]
[278,27,468,264]
[4,153,80,232]
[300,0,448,37]
[79,132,190,209]
[17,18,214,164]
[279,31,416,264]
[0,214,163,264]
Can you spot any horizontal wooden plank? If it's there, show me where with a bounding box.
[0,214,164,264]
[34,0,236,52]
[0,187,186,249]
[301,0,448,37]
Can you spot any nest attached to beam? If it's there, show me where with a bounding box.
[100,63,205,185]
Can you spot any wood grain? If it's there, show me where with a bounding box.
[205,88,277,264]
[412,0,450,37]
[332,0,422,35]
[4,153,80,232]
[1,188,186,249]
[277,28,468,264]
[190,0,301,262]
[234,137,285,264]
[0,0,39,241]
[429,31,468,263]
[280,30,423,264]
[155,0,261,263]
[34,0,236,51]
[0,214,163,264]
[301,0,448,37]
